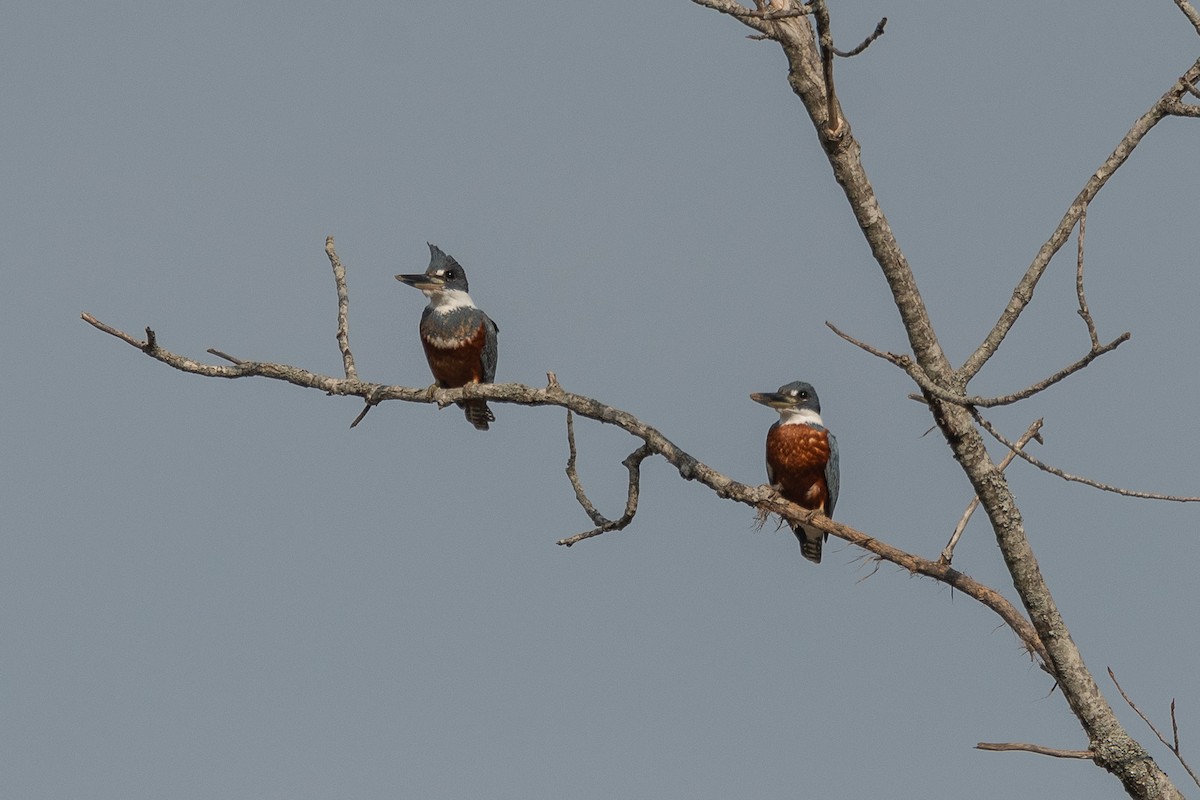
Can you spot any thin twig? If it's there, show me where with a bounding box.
[80,313,146,349]
[975,742,1094,759]
[941,419,1044,564]
[833,17,886,57]
[828,320,1130,409]
[564,409,609,528]
[1075,207,1100,348]
[559,409,654,545]
[325,236,358,382]
[960,57,1200,381]
[207,348,244,365]
[1109,667,1200,788]
[974,411,1200,502]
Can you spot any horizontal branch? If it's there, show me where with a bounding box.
[976,741,1094,759]
[82,310,1049,668]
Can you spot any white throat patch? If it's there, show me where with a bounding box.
[778,407,824,427]
[426,288,476,313]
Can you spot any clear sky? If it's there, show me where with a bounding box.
[4,2,1198,798]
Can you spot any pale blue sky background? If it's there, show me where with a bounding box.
[4,2,1198,798]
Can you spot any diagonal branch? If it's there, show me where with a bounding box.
[959,57,1200,381]
[1109,667,1200,789]
[974,411,1200,502]
[1174,0,1200,36]
[1075,208,1101,348]
[810,0,841,134]
[833,17,886,58]
[694,5,1196,794]
[82,308,1048,668]
[325,235,358,382]
[941,419,1044,565]
[828,320,1131,409]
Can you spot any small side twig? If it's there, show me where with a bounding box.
[1109,667,1200,789]
[975,742,1094,759]
[81,313,148,349]
[207,348,244,365]
[833,17,886,57]
[810,0,841,134]
[941,419,1044,564]
[558,409,655,546]
[974,411,1200,502]
[325,236,358,382]
[1075,207,1100,348]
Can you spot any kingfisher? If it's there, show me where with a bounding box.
[751,381,840,563]
[395,244,499,431]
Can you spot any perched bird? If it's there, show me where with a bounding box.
[750,381,840,563]
[395,244,499,430]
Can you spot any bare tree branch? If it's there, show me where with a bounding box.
[207,348,245,365]
[941,419,1044,565]
[1075,208,1101,348]
[833,17,886,58]
[828,321,1131,410]
[976,741,1094,759]
[959,57,1200,381]
[559,406,654,545]
[688,0,793,35]
[325,235,358,382]
[973,411,1200,502]
[80,308,1051,669]
[810,0,841,134]
[692,5,1198,795]
[1109,667,1200,789]
[1174,0,1200,35]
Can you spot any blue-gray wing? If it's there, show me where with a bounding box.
[480,313,499,383]
[824,429,840,518]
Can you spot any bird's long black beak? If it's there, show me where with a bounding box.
[395,272,445,291]
[750,391,795,409]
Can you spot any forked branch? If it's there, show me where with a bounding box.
[1109,667,1200,789]
[974,411,1200,502]
[959,57,1200,381]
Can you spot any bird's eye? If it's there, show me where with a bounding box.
[445,269,456,280]
[799,391,809,399]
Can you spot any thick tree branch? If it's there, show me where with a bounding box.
[1175,0,1200,36]
[695,5,1194,796]
[81,309,1049,668]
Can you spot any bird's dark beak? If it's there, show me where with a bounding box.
[395,273,445,291]
[750,391,795,409]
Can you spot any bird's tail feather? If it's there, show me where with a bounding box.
[461,399,495,431]
[791,523,825,564]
